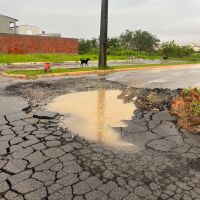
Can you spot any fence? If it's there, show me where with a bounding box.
[0,33,78,54]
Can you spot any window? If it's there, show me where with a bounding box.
[9,22,15,31]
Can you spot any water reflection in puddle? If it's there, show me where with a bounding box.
[47,90,137,149]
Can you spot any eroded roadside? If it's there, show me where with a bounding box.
[1,77,200,200]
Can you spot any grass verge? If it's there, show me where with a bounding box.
[5,62,197,77]
[0,54,128,64]
[2,52,200,64]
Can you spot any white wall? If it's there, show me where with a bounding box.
[16,25,41,35]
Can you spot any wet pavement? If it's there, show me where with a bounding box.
[1,65,200,200]
[104,64,200,89]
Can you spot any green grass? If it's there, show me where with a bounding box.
[6,67,99,76]
[0,54,128,64]
[2,52,200,64]
[190,101,200,115]
[183,87,200,97]
[5,62,196,77]
[181,88,200,116]
[182,88,192,97]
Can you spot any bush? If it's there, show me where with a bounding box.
[160,41,194,59]
[79,38,98,54]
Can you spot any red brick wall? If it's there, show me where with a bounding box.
[0,33,78,54]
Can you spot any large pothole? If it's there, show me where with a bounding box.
[46,89,138,149]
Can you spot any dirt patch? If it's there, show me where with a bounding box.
[118,88,179,111]
[171,88,200,133]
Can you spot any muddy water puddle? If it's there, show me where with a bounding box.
[47,90,137,149]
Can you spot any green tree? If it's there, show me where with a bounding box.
[78,29,161,54]
[119,29,160,51]
[79,38,98,54]
[107,37,121,49]
[90,38,99,49]
[160,41,176,59]
[132,30,160,52]
[119,30,134,50]
[79,39,90,54]
[160,41,194,59]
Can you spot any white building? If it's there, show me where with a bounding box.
[191,43,200,52]
[16,25,61,37]
[38,31,61,37]
[16,25,41,35]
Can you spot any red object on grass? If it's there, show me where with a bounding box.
[44,63,51,72]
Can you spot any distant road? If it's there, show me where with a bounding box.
[1,59,199,89]
[0,59,182,72]
[102,64,200,89]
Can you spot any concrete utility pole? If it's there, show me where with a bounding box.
[98,0,109,69]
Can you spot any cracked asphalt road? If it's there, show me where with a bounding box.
[1,66,200,200]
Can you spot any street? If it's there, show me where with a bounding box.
[0,59,182,72]
[0,65,200,200]
[103,64,200,89]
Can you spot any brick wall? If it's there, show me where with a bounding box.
[0,33,78,54]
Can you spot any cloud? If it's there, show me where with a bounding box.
[0,0,200,44]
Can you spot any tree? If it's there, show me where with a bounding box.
[79,39,91,54]
[120,29,160,51]
[132,30,160,52]
[107,37,121,49]
[119,30,134,50]
[90,38,99,49]
[160,41,194,59]
[78,29,161,55]
[79,38,98,54]
[160,41,176,59]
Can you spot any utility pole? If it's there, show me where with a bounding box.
[98,0,108,69]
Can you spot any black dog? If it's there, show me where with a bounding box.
[80,58,90,67]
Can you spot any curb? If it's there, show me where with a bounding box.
[2,70,114,79]
[2,72,34,79]
[3,64,200,79]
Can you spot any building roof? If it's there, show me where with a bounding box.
[0,14,18,21]
[16,25,40,29]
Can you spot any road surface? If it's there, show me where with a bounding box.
[96,64,200,89]
[0,59,182,72]
[1,64,200,92]
[0,64,200,200]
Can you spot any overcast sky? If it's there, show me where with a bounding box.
[1,0,200,44]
